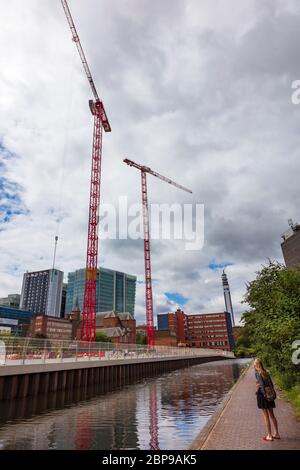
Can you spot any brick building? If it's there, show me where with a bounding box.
[136,324,147,335]
[281,222,300,268]
[96,311,136,344]
[71,310,136,344]
[30,315,72,340]
[66,300,82,340]
[154,330,177,347]
[157,308,235,351]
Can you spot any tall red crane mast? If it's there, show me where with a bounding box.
[124,159,192,346]
[61,0,111,341]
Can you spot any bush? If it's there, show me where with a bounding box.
[95,331,112,343]
[234,346,256,358]
[240,261,300,389]
[136,332,147,345]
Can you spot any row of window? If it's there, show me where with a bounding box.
[190,341,228,347]
[187,328,227,333]
[47,333,71,338]
[187,320,224,324]
[186,321,225,326]
[187,316,224,322]
[35,322,70,331]
[188,334,227,339]
[45,327,71,333]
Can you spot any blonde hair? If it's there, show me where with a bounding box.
[254,358,268,379]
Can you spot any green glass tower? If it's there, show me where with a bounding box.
[65,268,136,317]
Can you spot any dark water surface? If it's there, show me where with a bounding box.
[0,358,250,450]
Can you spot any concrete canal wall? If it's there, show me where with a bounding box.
[0,355,230,401]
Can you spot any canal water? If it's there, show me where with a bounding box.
[0,358,250,450]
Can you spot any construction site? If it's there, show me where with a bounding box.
[2,0,300,456]
[50,1,193,346]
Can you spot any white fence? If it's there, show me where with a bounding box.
[0,337,234,366]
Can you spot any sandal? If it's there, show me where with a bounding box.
[272,435,281,439]
[262,436,273,441]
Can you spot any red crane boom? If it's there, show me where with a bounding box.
[61,0,111,341]
[124,159,192,346]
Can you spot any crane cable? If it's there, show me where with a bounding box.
[52,56,75,272]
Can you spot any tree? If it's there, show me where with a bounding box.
[136,331,147,345]
[95,331,112,343]
[35,333,47,339]
[242,260,300,388]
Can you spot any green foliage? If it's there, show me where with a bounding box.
[235,325,252,349]
[269,368,300,416]
[285,385,300,415]
[240,260,300,390]
[95,331,112,343]
[35,333,47,339]
[136,331,147,345]
[234,346,256,358]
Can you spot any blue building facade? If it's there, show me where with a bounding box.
[0,306,33,336]
[157,314,169,330]
[65,268,137,317]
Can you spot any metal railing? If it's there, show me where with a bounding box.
[0,336,234,366]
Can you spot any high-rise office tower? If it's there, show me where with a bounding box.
[60,283,68,318]
[65,267,137,317]
[20,269,64,317]
[221,270,235,326]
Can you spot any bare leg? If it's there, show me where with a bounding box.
[268,408,280,437]
[262,409,273,439]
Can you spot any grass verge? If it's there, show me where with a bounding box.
[272,370,300,417]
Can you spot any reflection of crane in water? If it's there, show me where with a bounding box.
[149,383,160,450]
[75,409,92,450]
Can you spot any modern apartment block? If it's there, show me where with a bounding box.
[0,294,21,308]
[65,267,137,317]
[157,308,235,351]
[20,269,64,317]
[281,221,300,268]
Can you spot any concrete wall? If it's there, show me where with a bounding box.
[0,355,229,401]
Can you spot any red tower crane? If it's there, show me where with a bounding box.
[61,1,111,341]
[123,159,192,346]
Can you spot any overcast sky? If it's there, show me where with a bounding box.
[1,0,300,325]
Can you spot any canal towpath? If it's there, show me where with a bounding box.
[190,362,300,450]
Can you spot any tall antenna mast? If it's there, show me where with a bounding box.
[50,235,59,282]
[52,235,59,271]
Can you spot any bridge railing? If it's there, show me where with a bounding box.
[0,336,234,366]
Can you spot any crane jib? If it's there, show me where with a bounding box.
[123,159,192,194]
[61,0,111,133]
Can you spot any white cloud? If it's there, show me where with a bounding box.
[1,0,299,327]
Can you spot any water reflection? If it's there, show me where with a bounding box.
[149,383,159,450]
[0,359,249,450]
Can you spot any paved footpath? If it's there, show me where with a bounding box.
[193,364,300,450]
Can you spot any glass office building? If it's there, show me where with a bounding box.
[65,268,137,317]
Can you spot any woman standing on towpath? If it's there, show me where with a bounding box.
[254,358,280,442]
